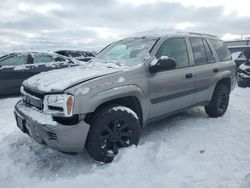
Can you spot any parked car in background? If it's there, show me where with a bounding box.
[55,50,95,62]
[231,51,241,61]
[15,33,236,163]
[237,48,250,87]
[233,48,250,68]
[0,52,80,95]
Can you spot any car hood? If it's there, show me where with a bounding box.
[23,61,130,93]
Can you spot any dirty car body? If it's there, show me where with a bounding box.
[14,33,236,154]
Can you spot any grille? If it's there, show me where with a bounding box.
[239,69,250,76]
[245,68,250,73]
[21,87,44,110]
[47,131,57,141]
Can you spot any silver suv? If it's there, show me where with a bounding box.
[14,32,236,163]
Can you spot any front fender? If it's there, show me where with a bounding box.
[74,84,150,123]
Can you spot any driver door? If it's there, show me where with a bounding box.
[0,54,30,94]
[148,37,195,119]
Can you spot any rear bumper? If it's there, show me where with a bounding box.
[14,100,90,153]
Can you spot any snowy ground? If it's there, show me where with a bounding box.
[0,87,250,188]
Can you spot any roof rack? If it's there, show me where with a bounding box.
[176,31,217,38]
[187,32,217,38]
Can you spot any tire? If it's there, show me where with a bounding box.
[237,80,247,88]
[205,83,230,117]
[85,105,141,163]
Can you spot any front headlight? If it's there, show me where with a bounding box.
[43,94,74,116]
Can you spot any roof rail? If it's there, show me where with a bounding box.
[188,32,217,38]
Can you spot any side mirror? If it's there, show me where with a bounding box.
[149,56,176,73]
[244,48,250,62]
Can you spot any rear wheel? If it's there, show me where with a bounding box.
[86,105,141,163]
[205,83,230,117]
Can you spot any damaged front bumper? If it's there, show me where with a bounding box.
[14,100,90,153]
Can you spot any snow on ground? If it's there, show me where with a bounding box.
[0,87,250,188]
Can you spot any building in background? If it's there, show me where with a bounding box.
[225,39,250,54]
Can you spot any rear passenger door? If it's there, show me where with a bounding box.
[188,38,220,104]
[148,37,195,118]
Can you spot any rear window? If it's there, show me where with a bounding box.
[210,39,231,61]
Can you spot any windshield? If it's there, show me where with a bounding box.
[95,38,157,65]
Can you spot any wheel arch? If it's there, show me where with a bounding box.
[216,77,231,91]
[85,95,143,127]
[83,85,148,127]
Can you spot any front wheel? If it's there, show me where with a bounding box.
[86,105,141,163]
[205,83,230,117]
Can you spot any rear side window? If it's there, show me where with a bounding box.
[190,38,207,65]
[33,55,54,64]
[202,39,214,63]
[156,38,189,68]
[210,39,231,61]
[0,55,26,66]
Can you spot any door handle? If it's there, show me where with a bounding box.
[213,68,219,73]
[185,73,193,79]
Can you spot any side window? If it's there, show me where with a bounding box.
[33,55,54,64]
[85,52,93,57]
[156,38,189,68]
[54,56,66,62]
[190,38,207,65]
[64,51,69,57]
[57,51,66,56]
[202,39,214,63]
[0,55,26,66]
[210,39,231,61]
[71,52,81,58]
[76,52,83,57]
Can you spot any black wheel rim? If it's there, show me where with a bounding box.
[217,90,229,113]
[100,119,132,156]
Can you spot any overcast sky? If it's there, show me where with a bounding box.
[0,0,250,52]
